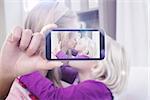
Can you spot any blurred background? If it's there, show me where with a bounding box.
[0,0,149,99]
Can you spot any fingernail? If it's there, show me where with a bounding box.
[8,34,14,42]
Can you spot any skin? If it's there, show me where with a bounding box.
[74,39,86,53]
[0,24,63,98]
[56,34,78,60]
[69,60,98,82]
[67,37,77,49]
[53,34,78,56]
[0,24,98,98]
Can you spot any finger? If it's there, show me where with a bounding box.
[40,24,57,49]
[39,70,48,76]
[37,59,63,70]
[39,24,57,59]
[40,24,57,34]
[7,26,22,45]
[46,61,63,69]
[19,29,32,51]
[58,41,61,47]
[26,33,43,56]
[58,41,61,50]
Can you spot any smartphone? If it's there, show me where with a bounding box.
[45,29,105,60]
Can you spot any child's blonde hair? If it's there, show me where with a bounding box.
[92,35,129,95]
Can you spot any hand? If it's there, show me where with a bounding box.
[0,24,63,78]
[52,41,61,56]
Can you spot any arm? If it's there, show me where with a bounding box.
[0,69,15,98]
[75,54,89,59]
[56,51,68,59]
[20,71,113,100]
[0,25,60,98]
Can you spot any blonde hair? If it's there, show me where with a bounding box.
[25,2,79,31]
[78,37,97,57]
[92,35,129,95]
[57,32,77,50]
[24,2,80,87]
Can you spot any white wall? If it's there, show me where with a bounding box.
[116,1,149,99]
[116,0,148,67]
[148,0,150,99]
[0,0,6,48]
[116,67,148,100]
[0,0,26,48]
[4,0,24,34]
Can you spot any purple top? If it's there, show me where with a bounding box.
[60,64,78,84]
[20,71,113,100]
[56,50,89,59]
[56,51,68,59]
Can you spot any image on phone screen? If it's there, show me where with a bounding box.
[46,29,105,60]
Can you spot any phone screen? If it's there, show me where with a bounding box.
[46,29,105,60]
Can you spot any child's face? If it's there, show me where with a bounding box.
[67,32,81,49]
[67,37,77,49]
[75,39,86,52]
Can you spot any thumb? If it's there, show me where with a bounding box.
[58,41,61,47]
[37,58,63,70]
[40,24,57,34]
[38,24,57,58]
